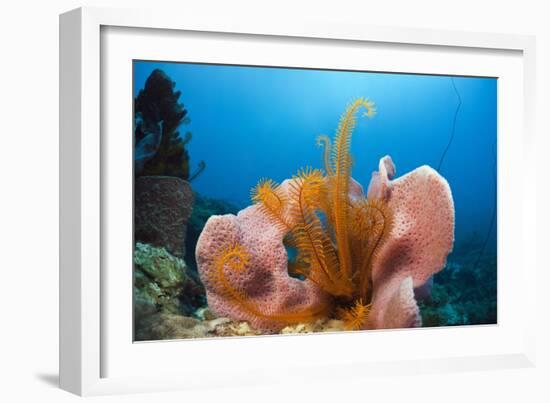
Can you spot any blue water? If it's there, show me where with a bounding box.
[134,61,497,254]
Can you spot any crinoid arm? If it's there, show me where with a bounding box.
[286,168,353,297]
[251,178,291,231]
[328,98,376,291]
[316,135,334,176]
[337,299,372,330]
[209,242,252,304]
[349,196,394,301]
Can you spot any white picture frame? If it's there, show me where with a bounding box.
[59,6,537,396]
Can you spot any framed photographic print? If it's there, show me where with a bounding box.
[60,6,537,396]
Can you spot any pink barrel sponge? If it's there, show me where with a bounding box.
[366,156,455,329]
[195,192,329,333]
[196,155,454,333]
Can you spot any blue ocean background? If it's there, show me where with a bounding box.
[134,61,497,327]
[134,61,496,251]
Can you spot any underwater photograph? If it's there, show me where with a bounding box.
[132,61,497,341]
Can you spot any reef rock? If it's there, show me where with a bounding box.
[135,176,194,257]
[366,156,455,329]
[134,242,205,325]
[280,319,348,334]
[135,313,231,341]
[137,312,353,341]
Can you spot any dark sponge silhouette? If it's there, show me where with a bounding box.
[134,68,205,180]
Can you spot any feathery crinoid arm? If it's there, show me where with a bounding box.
[251,178,291,232]
[286,168,353,297]
[286,168,328,278]
[349,197,393,301]
[316,136,336,232]
[316,135,334,176]
[210,242,252,305]
[337,299,372,330]
[330,98,376,289]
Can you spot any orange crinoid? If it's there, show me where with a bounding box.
[233,99,390,325]
[252,98,392,305]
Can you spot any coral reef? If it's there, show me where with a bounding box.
[134,69,205,180]
[419,250,496,327]
[134,176,195,257]
[133,242,205,339]
[134,242,188,315]
[196,99,455,333]
[134,69,207,262]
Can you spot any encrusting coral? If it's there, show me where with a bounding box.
[134,242,204,320]
[196,98,455,333]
